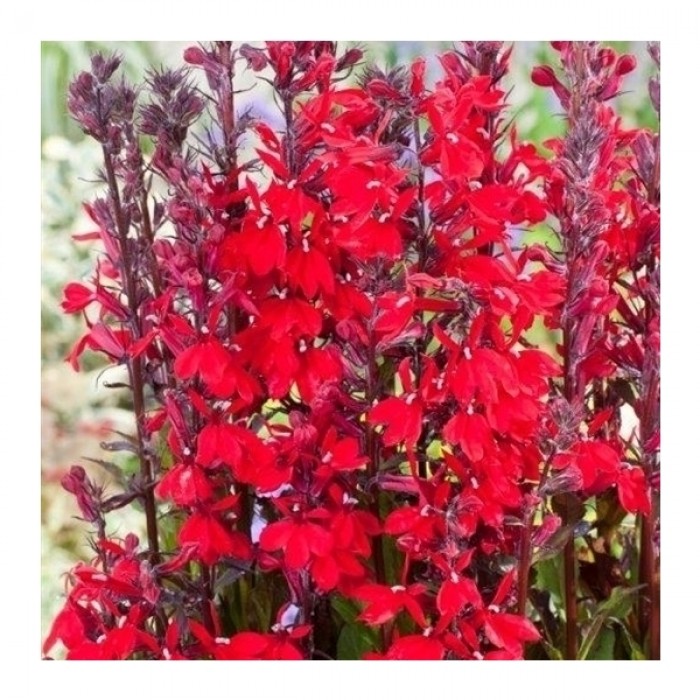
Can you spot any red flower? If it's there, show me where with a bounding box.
[155,462,213,506]
[174,335,234,392]
[190,621,308,660]
[60,282,95,313]
[365,634,445,660]
[617,467,651,515]
[482,611,540,656]
[259,517,333,570]
[178,512,252,565]
[354,583,428,627]
[318,428,367,472]
[369,358,423,447]
[552,440,620,492]
[443,410,492,462]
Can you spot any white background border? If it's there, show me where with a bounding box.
[3,1,698,697]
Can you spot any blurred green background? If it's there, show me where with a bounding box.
[40,41,655,642]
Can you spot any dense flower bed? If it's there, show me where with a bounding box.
[44,41,660,660]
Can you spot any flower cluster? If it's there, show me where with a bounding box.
[45,41,659,660]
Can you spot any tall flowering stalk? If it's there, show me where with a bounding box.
[533,41,654,659]
[44,41,658,661]
[619,43,660,659]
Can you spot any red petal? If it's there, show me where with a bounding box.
[285,529,311,569]
[384,506,420,535]
[617,467,651,515]
[259,520,294,552]
[379,635,444,660]
[484,612,539,655]
[437,578,481,617]
[225,632,270,659]
[311,555,340,591]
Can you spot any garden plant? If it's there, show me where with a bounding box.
[43,40,660,660]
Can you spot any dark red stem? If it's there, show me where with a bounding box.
[102,148,160,565]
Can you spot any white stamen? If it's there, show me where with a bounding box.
[96,635,107,644]
[200,325,210,335]
[391,585,406,593]
[298,340,308,353]
[446,132,459,144]
[301,239,310,253]
[396,295,411,309]
[450,571,460,584]
[322,451,333,464]
[278,288,288,300]
[292,503,301,513]
[287,179,298,189]
[423,627,434,637]
[117,616,127,629]
[517,272,532,282]
[92,574,108,582]
[470,477,479,489]
[248,315,256,325]
[405,392,418,406]
[366,180,381,190]
[163,649,172,660]
[256,216,268,229]
[378,212,390,224]
[320,122,336,134]
[488,604,500,613]
[420,504,431,517]
[463,347,473,360]
[215,637,230,645]
[345,273,353,282]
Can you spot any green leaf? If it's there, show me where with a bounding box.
[247,583,273,633]
[533,555,563,604]
[331,596,361,625]
[542,640,563,660]
[597,585,643,620]
[579,586,643,660]
[587,625,617,660]
[619,622,647,660]
[336,623,378,660]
